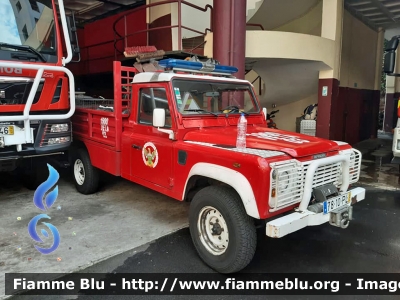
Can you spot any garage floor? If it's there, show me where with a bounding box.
[0,170,189,299]
[1,136,399,299]
[354,136,400,191]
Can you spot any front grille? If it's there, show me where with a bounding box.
[0,77,44,105]
[269,149,362,211]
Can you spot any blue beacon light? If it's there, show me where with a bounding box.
[158,59,238,74]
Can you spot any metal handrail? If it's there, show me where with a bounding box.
[0,61,75,145]
[112,0,213,53]
[246,23,265,30]
[251,75,260,84]
[251,75,262,95]
[189,40,207,52]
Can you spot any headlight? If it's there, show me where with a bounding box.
[269,162,300,210]
[50,123,69,133]
[278,171,290,192]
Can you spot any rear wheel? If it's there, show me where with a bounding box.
[189,186,257,273]
[72,148,99,194]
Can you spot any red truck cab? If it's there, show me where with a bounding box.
[70,59,365,273]
[0,0,76,188]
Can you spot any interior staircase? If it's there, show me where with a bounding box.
[246,0,264,22]
[181,0,264,56]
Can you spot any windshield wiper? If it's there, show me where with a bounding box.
[184,109,218,116]
[0,43,46,62]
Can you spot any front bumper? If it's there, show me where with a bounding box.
[266,187,365,238]
[0,120,72,157]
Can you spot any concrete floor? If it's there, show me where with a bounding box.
[8,189,400,300]
[0,170,189,299]
[354,137,400,191]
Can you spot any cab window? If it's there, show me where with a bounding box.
[138,88,171,128]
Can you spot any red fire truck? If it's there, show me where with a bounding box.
[70,58,366,273]
[0,0,76,188]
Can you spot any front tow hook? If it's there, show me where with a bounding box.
[329,206,353,228]
[340,211,350,229]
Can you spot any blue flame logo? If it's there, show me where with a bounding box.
[28,164,60,254]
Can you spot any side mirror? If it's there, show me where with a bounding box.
[384,52,396,74]
[384,36,399,75]
[153,108,175,140]
[385,36,399,52]
[66,12,81,61]
[153,108,166,127]
[263,107,267,120]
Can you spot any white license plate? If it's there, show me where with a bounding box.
[323,192,351,214]
[0,126,14,135]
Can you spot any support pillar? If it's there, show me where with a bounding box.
[316,0,343,140]
[212,0,246,79]
[370,28,384,137]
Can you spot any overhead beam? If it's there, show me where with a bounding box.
[344,1,379,31]
[370,0,398,21]
[96,0,126,7]
[79,0,145,24]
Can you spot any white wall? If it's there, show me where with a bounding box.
[180,0,212,39]
[340,10,378,90]
[273,0,322,36]
[245,31,335,68]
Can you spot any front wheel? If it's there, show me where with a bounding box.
[189,186,257,273]
[72,148,99,194]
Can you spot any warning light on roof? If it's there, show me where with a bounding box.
[158,59,238,75]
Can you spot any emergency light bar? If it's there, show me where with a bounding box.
[158,59,238,75]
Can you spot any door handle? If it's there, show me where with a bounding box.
[132,144,142,150]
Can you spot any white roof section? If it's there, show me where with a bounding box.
[131,72,252,84]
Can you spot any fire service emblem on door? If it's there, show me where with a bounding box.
[142,142,158,168]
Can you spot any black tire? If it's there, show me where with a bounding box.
[189,186,257,273]
[72,148,99,194]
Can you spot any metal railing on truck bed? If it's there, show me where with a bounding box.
[72,61,136,152]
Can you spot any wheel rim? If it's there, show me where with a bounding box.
[74,159,85,185]
[197,206,229,256]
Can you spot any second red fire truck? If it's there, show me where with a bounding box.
[69,58,365,273]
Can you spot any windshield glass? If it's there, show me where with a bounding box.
[172,79,259,115]
[0,0,56,58]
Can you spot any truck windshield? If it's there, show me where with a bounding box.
[172,79,260,115]
[0,0,57,62]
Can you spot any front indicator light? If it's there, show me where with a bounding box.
[48,137,71,145]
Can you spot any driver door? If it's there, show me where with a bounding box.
[129,85,175,189]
